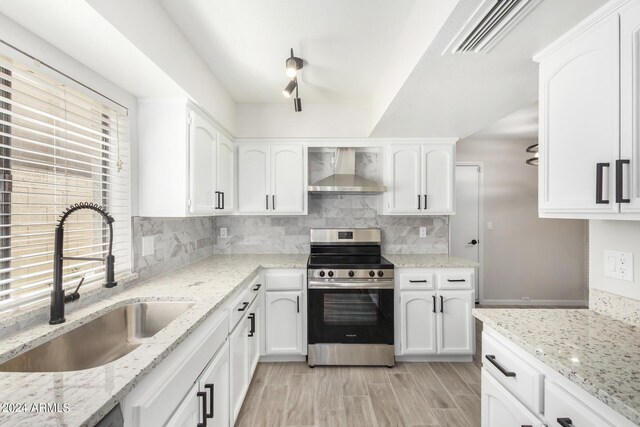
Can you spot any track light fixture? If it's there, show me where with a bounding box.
[282,48,303,112]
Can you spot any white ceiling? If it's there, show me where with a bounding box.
[370,0,608,138]
[159,0,424,104]
[0,0,186,99]
[467,103,538,140]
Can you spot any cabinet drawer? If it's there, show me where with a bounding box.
[482,369,543,427]
[544,381,615,427]
[483,332,543,413]
[265,269,304,290]
[398,269,435,290]
[438,270,473,290]
[229,288,256,332]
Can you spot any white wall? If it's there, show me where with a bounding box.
[0,12,140,215]
[589,220,640,301]
[235,103,370,138]
[457,138,587,304]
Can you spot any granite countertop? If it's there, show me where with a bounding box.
[0,254,307,427]
[384,254,479,268]
[473,308,640,425]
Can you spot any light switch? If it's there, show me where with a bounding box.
[142,235,154,257]
[604,250,633,281]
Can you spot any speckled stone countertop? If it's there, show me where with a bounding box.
[384,254,479,268]
[0,254,307,427]
[473,308,640,425]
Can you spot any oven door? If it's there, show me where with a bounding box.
[307,287,394,345]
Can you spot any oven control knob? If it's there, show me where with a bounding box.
[319,271,325,277]
[348,271,355,277]
[328,271,334,277]
[369,270,375,277]
[377,270,384,277]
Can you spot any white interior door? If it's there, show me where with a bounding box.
[450,164,481,301]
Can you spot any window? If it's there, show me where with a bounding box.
[0,52,131,312]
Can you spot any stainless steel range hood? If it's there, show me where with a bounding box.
[308,148,386,194]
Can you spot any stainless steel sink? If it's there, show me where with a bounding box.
[0,301,194,372]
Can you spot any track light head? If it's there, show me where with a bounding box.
[286,48,303,78]
[282,79,297,98]
[294,97,302,112]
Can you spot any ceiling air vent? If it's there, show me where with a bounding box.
[445,0,542,54]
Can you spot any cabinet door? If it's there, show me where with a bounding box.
[248,299,261,376]
[481,370,542,427]
[198,342,230,427]
[165,384,204,427]
[238,144,270,213]
[216,133,234,214]
[437,290,473,354]
[271,144,305,213]
[229,316,250,423]
[539,14,620,215]
[385,145,422,214]
[188,110,217,214]
[621,2,640,212]
[265,291,303,355]
[399,291,437,355]
[422,144,454,214]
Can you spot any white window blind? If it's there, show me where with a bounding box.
[0,52,131,312]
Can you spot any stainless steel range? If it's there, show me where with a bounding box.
[307,228,395,367]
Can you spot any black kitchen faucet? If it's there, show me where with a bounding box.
[49,202,117,325]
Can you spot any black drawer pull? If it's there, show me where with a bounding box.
[485,355,516,377]
[253,283,262,291]
[447,279,466,282]
[296,295,300,313]
[521,425,533,427]
[204,384,214,419]
[238,302,249,312]
[248,313,256,337]
[197,391,207,427]
[557,418,573,427]
[409,280,428,283]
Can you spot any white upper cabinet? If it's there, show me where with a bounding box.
[383,141,455,215]
[237,143,307,215]
[537,14,620,215]
[189,111,217,214]
[536,2,640,219]
[138,99,234,217]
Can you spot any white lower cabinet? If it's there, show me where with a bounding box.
[481,369,542,427]
[396,268,474,357]
[265,291,304,355]
[165,383,202,427]
[230,310,251,424]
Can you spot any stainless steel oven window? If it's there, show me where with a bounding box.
[323,292,380,325]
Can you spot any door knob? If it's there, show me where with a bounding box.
[468,239,478,245]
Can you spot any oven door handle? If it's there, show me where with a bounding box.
[308,280,394,289]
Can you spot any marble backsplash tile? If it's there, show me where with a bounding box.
[132,216,216,282]
[214,194,449,254]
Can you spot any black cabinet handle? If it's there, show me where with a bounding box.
[424,194,427,210]
[557,418,573,427]
[409,280,428,283]
[266,194,269,210]
[221,192,225,210]
[440,295,444,313]
[485,355,516,377]
[447,279,466,282]
[616,159,630,203]
[521,425,533,427]
[296,295,300,313]
[417,195,421,210]
[253,283,262,291]
[596,162,610,204]
[238,301,249,312]
[197,391,207,427]
[432,295,436,313]
[214,191,221,209]
[248,313,255,337]
[272,195,276,210]
[204,384,214,419]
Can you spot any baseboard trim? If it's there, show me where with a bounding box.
[480,299,587,307]
[395,355,473,363]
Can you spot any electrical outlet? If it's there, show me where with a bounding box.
[419,227,427,238]
[142,236,154,257]
[604,250,633,281]
[220,227,228,239]
[487,221,493,231]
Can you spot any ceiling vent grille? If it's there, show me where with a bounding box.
[446,0,542,54]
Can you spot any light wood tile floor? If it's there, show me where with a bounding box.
[235,361,481,427]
